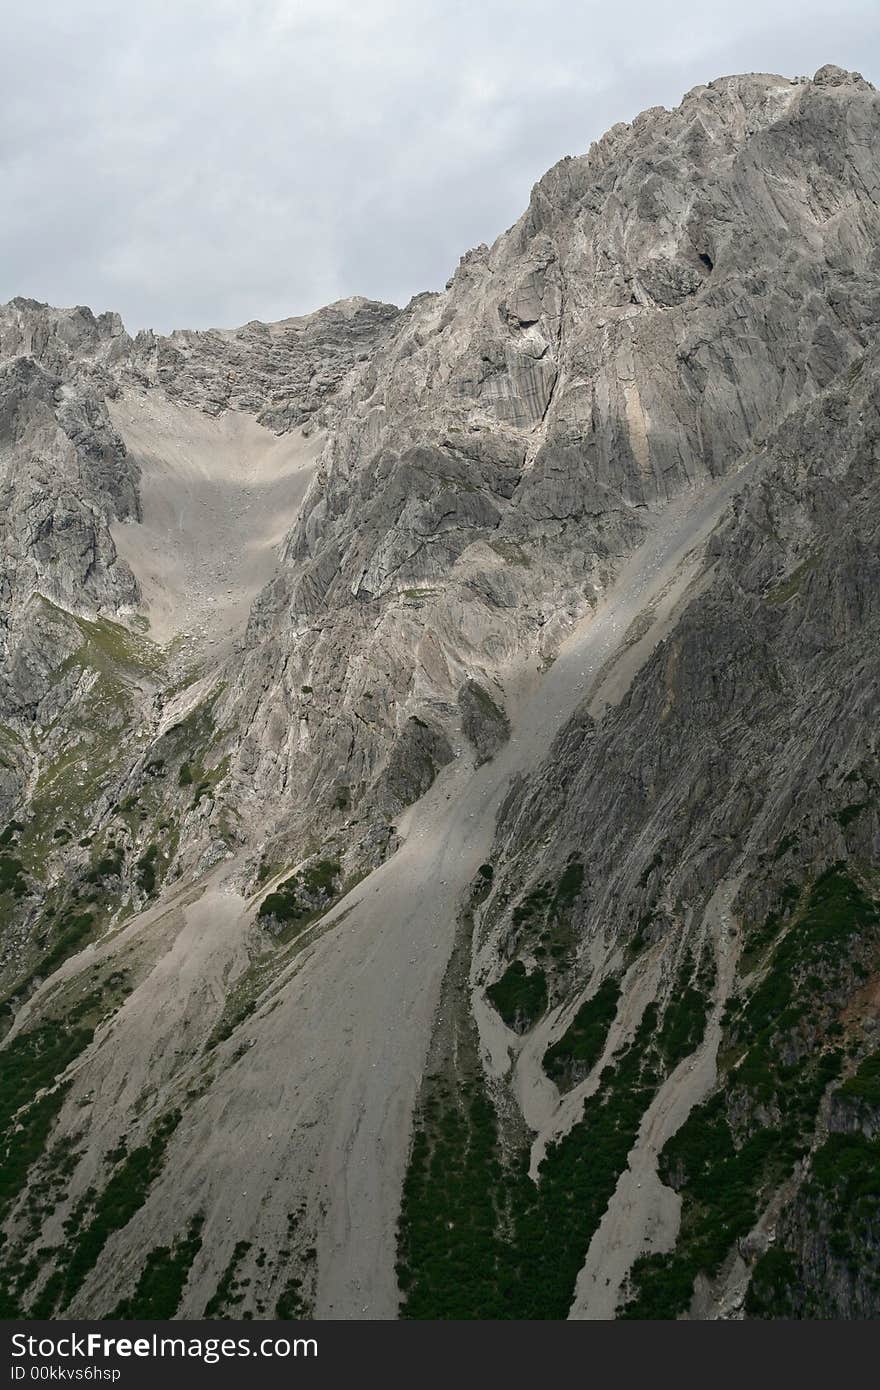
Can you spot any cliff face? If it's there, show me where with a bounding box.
[0,64,879,1321]
[427,348,880,1321]
[0,302,140,661]
[215,63,880,864]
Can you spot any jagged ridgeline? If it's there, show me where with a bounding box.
[1,64,879,1319]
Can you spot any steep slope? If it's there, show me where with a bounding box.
[398,333,880,1322]
[1,63,879,1321]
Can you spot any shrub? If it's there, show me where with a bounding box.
[34,1110,182,1315]
[110,1215,204,1318]
[0,854,27,898]
[136,846,160,896]
[543,977,620,1088]
[257,876,301,925]
[486,961,547,1031]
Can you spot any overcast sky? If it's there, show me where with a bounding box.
[2,1,878,333]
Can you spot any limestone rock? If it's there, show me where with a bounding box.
[458,680,510,766]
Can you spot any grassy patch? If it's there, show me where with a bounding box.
[488,539,530,567]
[65,611,164,678]
[765,554,818,606]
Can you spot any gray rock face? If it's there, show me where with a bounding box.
[1,65,880,1322]
[0,302,141,742]
[124,295,400,431]
[459,314,880,1323]
[211,64,880,863]
[458,680,510,766]
[379,715,454,814]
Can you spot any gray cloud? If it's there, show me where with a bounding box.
[2,0,878,332]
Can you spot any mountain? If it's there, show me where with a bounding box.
[1,62,879,1320]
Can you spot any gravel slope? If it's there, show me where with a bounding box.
[109,391,322,650]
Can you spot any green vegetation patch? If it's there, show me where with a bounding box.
[0,987,131,1316]
[511,863,585,967]
[109,1214,204,1318]
[746,1127,880,1316]
[542,976,620,1089]
[33,911,94,980]
[257,860,341,929]
[84,845,124,885]
[657,982,709,1071]
[485,960,547,1032]
[258,876,303,925]
[66,611,165,678]
[744,1246,803,1317]
[739,880,800,973]
[275,1274,309,1318]
[621,867,877,1319]
[0,854,28,899]
[272,1208,315,1319]
[398,1002,667,1318]
[765,554,818,606]
[488,539,530,567]
[136,845,160,897]
[840,1051,880,1107]
[397,1079,504,1318]
[512,883,552,928]
[554,861,585,911]
[162,693,223,793]
[301,859,341,895]
[0,821,24,849]
[805,1130,880,1261]
[34,1109,181,1316]
[0,835,136,1030]
[205,1240,252,1317]
[0,1012,95,1228]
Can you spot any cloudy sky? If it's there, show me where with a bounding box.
[2,0,878,333]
